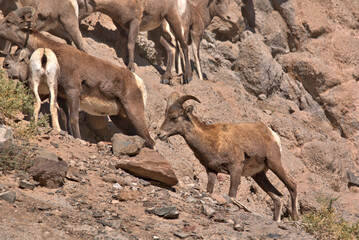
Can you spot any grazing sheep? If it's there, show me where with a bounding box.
[158,92,299,222]
[0,7,155,148]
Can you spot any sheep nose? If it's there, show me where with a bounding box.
[226,15,231,20]
[3,63,9,69]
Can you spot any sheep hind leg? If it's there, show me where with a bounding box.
[266,156,299,221]
[126,19,140,72]
[31,79,41,128]
[252,171,284,222]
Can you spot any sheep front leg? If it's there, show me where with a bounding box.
[206,169,218,193]
[228,167,242,198]
[127,19,140,72]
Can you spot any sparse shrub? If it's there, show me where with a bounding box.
[301,197,359,240]
[0,70,33,121]
[0,143,35,174]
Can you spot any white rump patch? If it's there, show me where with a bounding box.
[133,73,147,108]
[269,127,282,153]
[69,0,79,18]
[177,0,187,17]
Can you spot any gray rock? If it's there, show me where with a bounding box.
[19,180,35,190]
[27,152,68,188]
[112,133,146,156]
[0,191,16,203]
[202,205,216,218]
[174,232,190,239]
[0,125,14,151]
[347,171,359,188]
[146,206,179,219]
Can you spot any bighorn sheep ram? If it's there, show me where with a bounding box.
[0,7,155,148]
[0,0,86,53]
[158,92,299,222]
[150,0,240,82]
[4,48,62,132]
[77,0,193,83]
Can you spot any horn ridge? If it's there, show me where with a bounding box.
[13,7,36,18]
[173,94,201,108]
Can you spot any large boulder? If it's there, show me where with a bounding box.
[233,33,284,97]
[115,148,178,186]
[27,152,68,188]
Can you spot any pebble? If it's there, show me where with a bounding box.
[19,180,35,190]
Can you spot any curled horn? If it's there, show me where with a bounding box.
[166,92,180,113]
[172,95,201,109]
[13,7,36,18]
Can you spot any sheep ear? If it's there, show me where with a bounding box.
[185,105,194,115]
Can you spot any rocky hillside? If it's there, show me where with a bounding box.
[1,0,359,239]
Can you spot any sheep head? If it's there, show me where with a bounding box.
[0,7,36,48]
[158,92,201,140]
[3,48,31,82]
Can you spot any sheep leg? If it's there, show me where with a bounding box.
[126,19,140,72]
[159,36,175,84]
[31,77,41,128]
[59,16,86,52]
[114,24,129,65]
[228,167,242,197]
[47,79,61,132]
[191,31,203,80]
[57,97,69,133]
[266,157,299,221]
[165,12,192,84]
[66,89,81,139]
[252,171,284,222]
[206,169,218,193]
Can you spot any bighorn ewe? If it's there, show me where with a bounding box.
[158,92,299,222]
[77,0,193,83]
[0,7,155,148]
[0,0,86,52]
[149,0,240,82]
[4,48,62,131]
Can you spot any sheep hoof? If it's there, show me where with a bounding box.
[183,77,192,84]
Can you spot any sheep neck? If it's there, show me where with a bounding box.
[181,115,218,165]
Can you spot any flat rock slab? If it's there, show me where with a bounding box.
[116,148,178,186]
[27,152,68,188]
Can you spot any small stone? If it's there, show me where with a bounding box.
[174,231,189,239]
[59,131,67,136]
[234,223,245,232]
[202,205,216,218]
[111,133,145,156]
[113,183,123,190]
[50,142,59,148]
[96,219,112,227]
[19,180,35,190]
[139,179,151,186]
[93,211,104,218]
[146,206,179,219]
[258,94,267,100]
[0,191,16,203]
[264,109,272,115]
[110,220,122,230]
[210,193,227,205]
[347,171,359,188]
